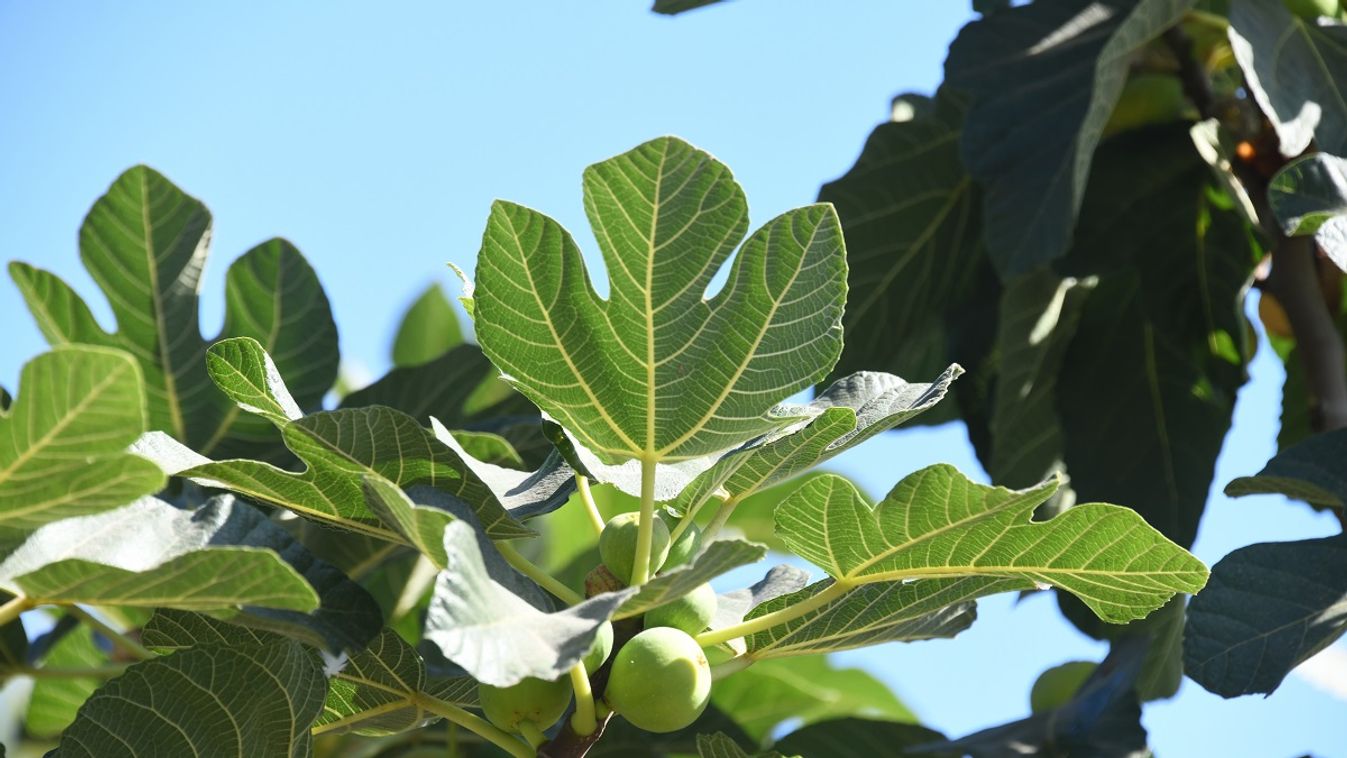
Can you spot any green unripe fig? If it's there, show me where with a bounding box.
[1030,661,1097,713]
[600,512,671,582]
[660,519,702,572]
[582,621,614,674]
[477,676,572,732]
[604,627,711,733]
[1282,0,1339,19]
[644,583,717,635]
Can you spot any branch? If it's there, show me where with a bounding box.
[1265,237,1347,432]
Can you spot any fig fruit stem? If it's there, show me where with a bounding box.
[669,491,724,546]
[412,693,534,758]
[568,663,598,736]
[630,457,659,586]
[576,475,605,537]
[0,594,31,627]
[518,720,547,749]
[497,541,584,606]
[68,605,153,660]
[696,579,852,648]
[700,494,740,544]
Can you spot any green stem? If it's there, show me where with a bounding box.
[568,663,597,736]
[4,663,132,679]
[68,606,153,660]
[631,457,659,586]
[310,699,414,735]
[0,595,30,627]
[696,580,852,648]
[700,494,740,544]
[497,541,583,606]
[413,694,534,758]
[668,490,724,546]
[576,475,605,537]
[518,720,547,749]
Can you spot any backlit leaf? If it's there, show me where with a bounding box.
[8,166,337,459]
[0,347,163,536]
[472,136,845,497]
[775,468,1207,623]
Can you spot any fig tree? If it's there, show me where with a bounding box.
[582,621,615,674]
[599,512,671,582]
[477,676,572,733]
[643,582,717,635]
[604,627,711,733]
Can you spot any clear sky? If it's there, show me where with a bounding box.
[0,1,1343,755]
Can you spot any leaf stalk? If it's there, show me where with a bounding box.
[568,663,597,736]
[0,595,31,627]
[631,458,659,586]
[412,693,535,758]
[696,579,851,648]
[497,541,584,606]
[576,475,605,537]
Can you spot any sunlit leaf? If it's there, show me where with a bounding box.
[0,347,163,536]
[667,367,960,520]
[423,520,634,686]
[776,468,1207,624]
[8,166,337,459]
[392,283,463,367]
[472,136,845,497]
[615,539,765,619]
[0,495,319,613]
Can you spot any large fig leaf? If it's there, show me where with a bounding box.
[945,0,1195,273]
[1055,126,1256,549]
[163,337,564,541]
[0,496,317,613]
[423,520,634,686]
[0,347,162,537]
[819,91,984,406]
[9,166,337,459]
[1185,534,1347,698]
[775,467,1207,624]
[472,136,845,497]
[53,637,327,758]
[667,366,960,520]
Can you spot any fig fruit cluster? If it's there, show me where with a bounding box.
[477,511,719,742]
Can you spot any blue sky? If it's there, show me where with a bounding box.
[0,1,1343,755]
